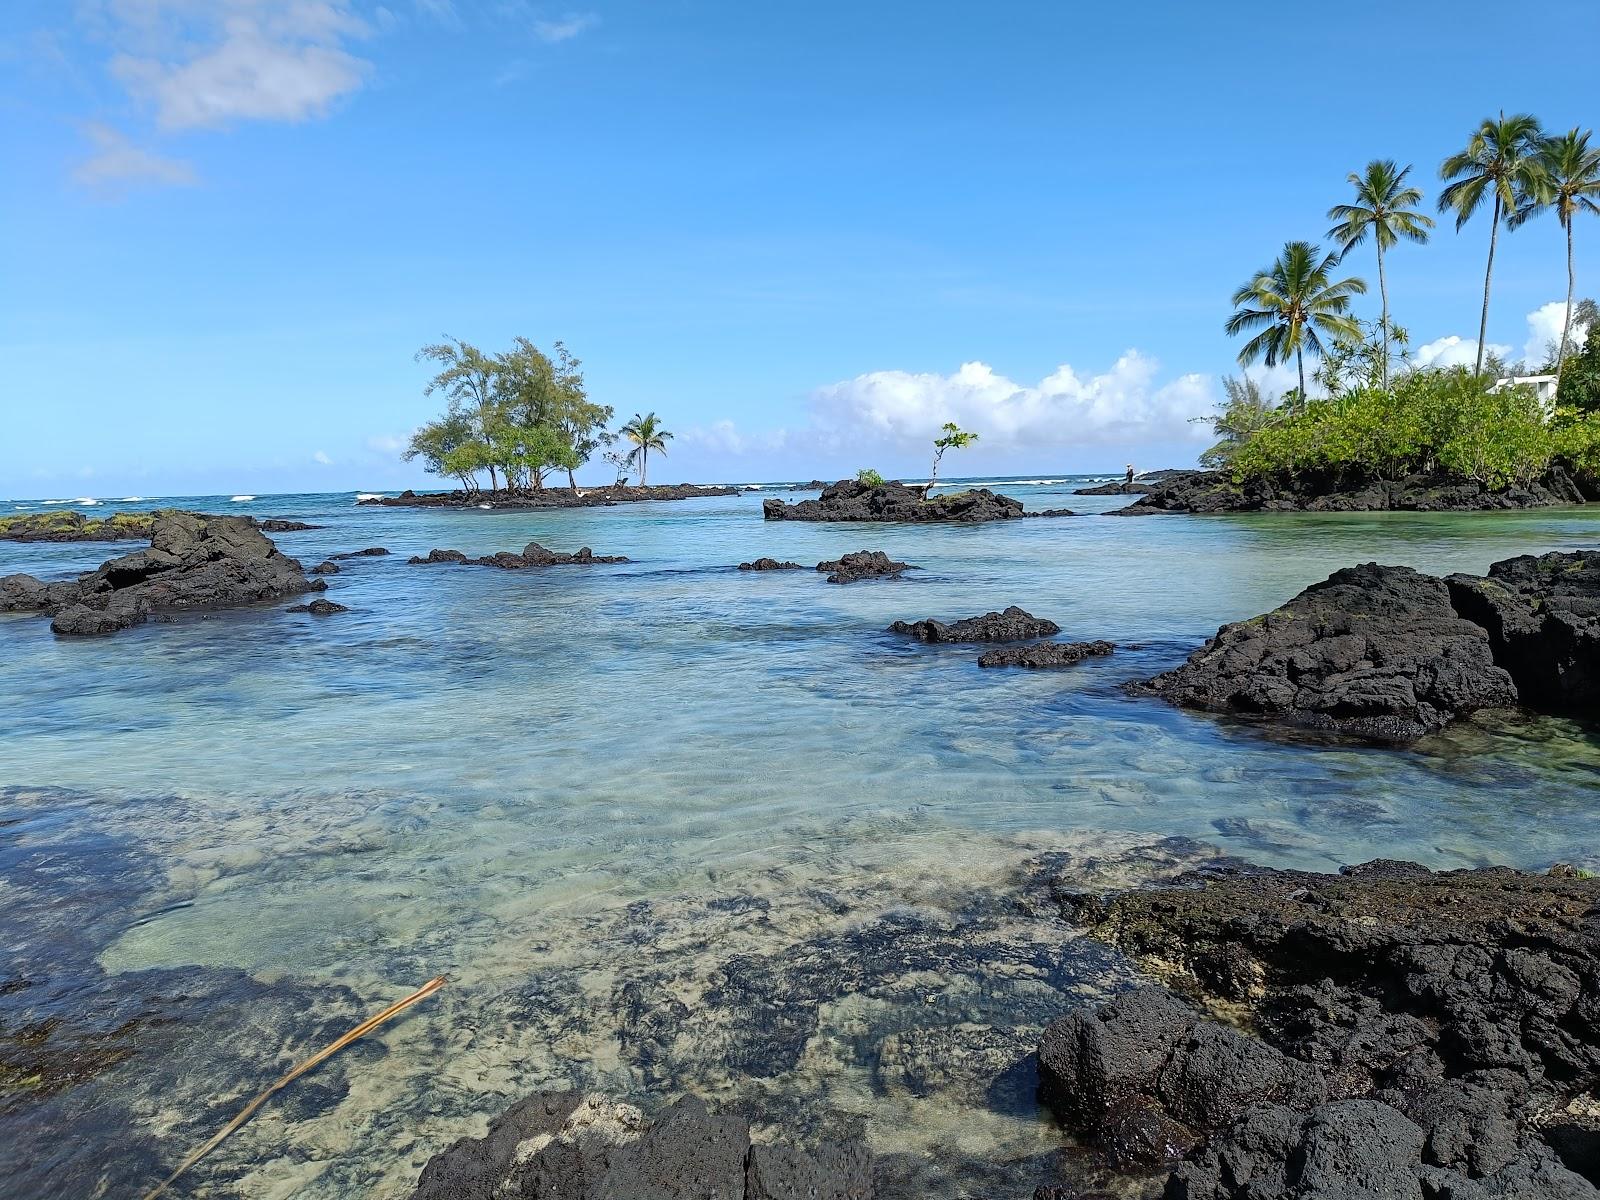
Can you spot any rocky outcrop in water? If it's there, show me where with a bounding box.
[363,484,735,509]
[889,606,1061,643]
[410,1092,876,1200]
[1131,551,1600,743]
[1106,467,1590,516]
[1040,858,1600,1200]
[816,550,915,583]
[327,547,390,560]
[1133,562,1519,744]
[763,479,1067,523]
[407,541,629,568]
[288,599,347,615]
[0,509,319,542]
[0,513,323,636]
[978,640,1115,668]
[310,561,341,574]
[738,557,804,571]
[1073,481,1155,496]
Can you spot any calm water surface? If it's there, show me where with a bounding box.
[4,479,1600,1198]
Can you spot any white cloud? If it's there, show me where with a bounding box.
[1523,301,1592,368]
[686,352,1217,460]
[1413,334,1512,370]
[313,449,332,465]
[806,352,1214,450]
[533,12,598,42]
[72,122,196,189]
[103,1,371,131]
[366,433,408,453]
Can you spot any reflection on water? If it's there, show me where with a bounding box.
[2,482,1599,1198]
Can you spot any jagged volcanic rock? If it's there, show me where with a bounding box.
[0,512,323,637]
[1040,859,1600,1199]
[1132,562,1521,744]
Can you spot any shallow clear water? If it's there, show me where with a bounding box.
[4,480,1600,1198]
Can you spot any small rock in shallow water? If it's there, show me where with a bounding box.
[327,546,390,560]
[408,542,628,568]
[816,550,915,583]
[287,599,348,614]
[738,557,804,571]
[889,606,1061,643]
[978,640,1114,668]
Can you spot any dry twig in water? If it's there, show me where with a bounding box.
[139,974,448,1200]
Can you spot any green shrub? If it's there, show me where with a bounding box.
[856,468,886,486]
[1230,369,1554,489]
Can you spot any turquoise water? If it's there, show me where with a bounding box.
[4,479,1600,1198]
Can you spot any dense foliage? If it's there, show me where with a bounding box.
[405,337,615,493]
[1222,368,1600,489]
[1556,324,1600,416]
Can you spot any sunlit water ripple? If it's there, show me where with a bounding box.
[3,479,1600,1198]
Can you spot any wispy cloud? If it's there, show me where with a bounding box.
[313,449,333,465]
[533,11,599,43]
[73,122,197,190]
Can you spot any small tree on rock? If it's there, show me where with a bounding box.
[924,423,978,497]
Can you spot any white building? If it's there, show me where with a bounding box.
[1491,374,1559,408]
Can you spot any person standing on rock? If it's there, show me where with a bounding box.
[1124,464,1135,492]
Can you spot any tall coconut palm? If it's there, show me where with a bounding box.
[1225,241,1367,403]
[1327,160,1433,388]
[1510,128,1600,378]
[1438,112,1546,377]
[619,412,672,487]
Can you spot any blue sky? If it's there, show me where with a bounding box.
[3,1,1598,496]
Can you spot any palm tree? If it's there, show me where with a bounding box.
[1225,241,1367,403]
[1438,112,1546,378]
[1327,160,1433,388]
[619,412,672,486]
[1510,128,1600,378]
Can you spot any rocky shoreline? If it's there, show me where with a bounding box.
[404,851,1600,1200]
[0,508,319,542]
[1107,467,1593,515]
[360,483,737,509]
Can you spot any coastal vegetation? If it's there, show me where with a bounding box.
[405,337,618,494]
[1226,368,1598,489]
[1225,241,1366,401]
[1325,159,1433,388]
[1209,110,1600,498]
[1438,112,1547,378]
[618,412,673,487]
